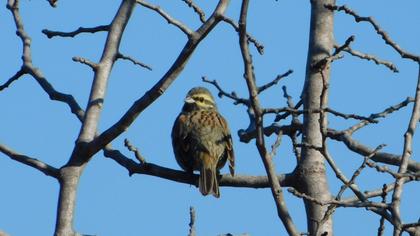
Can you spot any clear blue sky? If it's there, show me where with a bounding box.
[1,1,419,235]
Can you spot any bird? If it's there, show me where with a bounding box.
[172,87,235,198]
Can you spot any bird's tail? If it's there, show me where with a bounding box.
[199,153,219,198]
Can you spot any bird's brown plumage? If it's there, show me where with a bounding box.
[172,87,234,197]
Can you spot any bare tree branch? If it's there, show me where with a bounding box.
[54,1,138,235]
[311,35,354,71]
[327,129,420,172]
[124,138,146,164]
[6,0,85,123]
[188,206,196,236]
[336,44,399,72]
[390,65,420,235]
[0,144,59,178]
[325,4,420,62]
[42,25,110,38]
[116,53,152,71]
[87,1,231,157]
[221,15,264,55]
[103,146,297,188]
[341,178,414,204]
[72,56,98,71]
[258,69,293,94]
[136,0,193,36]
[287,188,387,209]
[0,68,25,91]
[238,0,299,235]
[377,184,388,236]
[181,0,206,23]
[202,76,249,106]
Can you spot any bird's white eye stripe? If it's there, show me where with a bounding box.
[192,94,214,104]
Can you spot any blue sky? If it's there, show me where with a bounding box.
[1,0,419,235]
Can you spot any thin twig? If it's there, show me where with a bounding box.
[336,44,399,72]
[221,16,264,55]
[137,0,193,36]
[325,4,420,62]
[202,76,249,106]
[282,86,301,161]
[269,130,283,158]
[7,0,85,122]
[188,206,196,236]
[0,68,25,91]
[311,35,355,71]
[72,56,98,70]
[287,188,387,209]
[345,97,415,135]
[42,25,110,38]
[181,0,206,23]
[117,53,152,71]
[377,184,388,236]
[124,139,146,164]
[341,178,414,204]
[258,69,293,94]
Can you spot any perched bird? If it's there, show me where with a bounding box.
[172,87,235,198]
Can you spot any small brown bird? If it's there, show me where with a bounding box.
[172,87,235,198]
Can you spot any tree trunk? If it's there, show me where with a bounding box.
[53,0,136,235]
[298,0,335,235]
[54,166,84,236]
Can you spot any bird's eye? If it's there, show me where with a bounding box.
[198,97,204,102]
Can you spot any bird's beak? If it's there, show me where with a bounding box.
[184,96,195,104]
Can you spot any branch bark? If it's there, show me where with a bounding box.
[297,0,335,235]
[54,1,137,235]
[390,64,420,235]
[238,0,299,235]
[103,146,297,188]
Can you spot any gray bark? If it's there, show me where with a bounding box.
[298,0,335,235]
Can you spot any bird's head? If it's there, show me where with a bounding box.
[182,87,217,112]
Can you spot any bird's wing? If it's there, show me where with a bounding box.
[171,113,192,171]
[215,113,235,177]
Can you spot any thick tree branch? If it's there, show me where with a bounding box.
[0,144,59,178]
[55,1,138,235]
[239,120,420,172]
[72,0,137,152]
[103,146,297,188]
[327,129,420,172]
